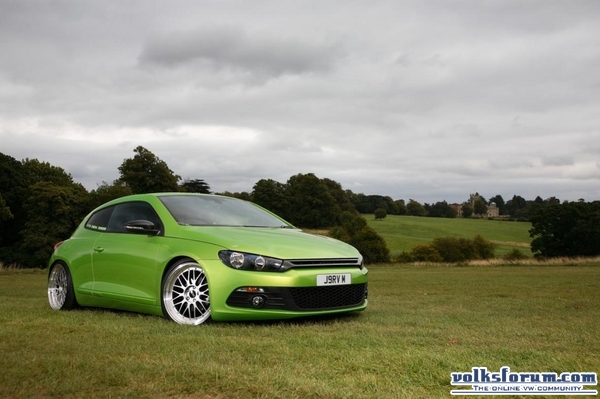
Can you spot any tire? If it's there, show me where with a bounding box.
[161,259,211,325]
[48,262,78,310]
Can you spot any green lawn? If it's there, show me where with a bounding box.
[1,265,599,398]
[366,215,533,258]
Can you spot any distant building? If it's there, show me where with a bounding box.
[451,193,499,218]
[450,203,463,217]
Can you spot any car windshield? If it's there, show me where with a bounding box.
[159,195,292,228]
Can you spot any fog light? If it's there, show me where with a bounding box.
[251,295,265,308]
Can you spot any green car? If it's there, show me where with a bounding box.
[48,193,368,325]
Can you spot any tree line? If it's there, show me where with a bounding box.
[1,146,599,267]
[0,147,211,267]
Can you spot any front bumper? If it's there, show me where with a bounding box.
[226,283,368,311]
[202,261,369,321]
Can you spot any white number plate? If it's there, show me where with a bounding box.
[317,273,351,286]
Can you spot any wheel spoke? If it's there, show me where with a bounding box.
[48,264,68,310]
[163,262,211,325]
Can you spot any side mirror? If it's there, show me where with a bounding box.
[124,220,160,236]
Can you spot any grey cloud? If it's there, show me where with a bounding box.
[138,27,344,80]
[541,156,575,167]
[1,1,600,204]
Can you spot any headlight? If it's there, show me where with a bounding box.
[218,250,283,272]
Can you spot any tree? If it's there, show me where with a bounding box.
[0,153,32,257]
[529,195,545,216]
[374,208,387,220]
[22,158,75,186]
[506,195,528,218]
[19,181,89,267]
[117,146,180,194]
[286,173,341,228]
[180,179,211,193]
[406,199,426,216]
[428,201,456,218]
[88,181,133,210]
[529,201,600,258]
[349,193,375,214]
[0,194,13,222]
[367,195,399,215]
[395,199,407,215]
[251,179,290,220]
[473,199,488,217]
[1,153,84,265]
[461,203,473,218]
[321,179,355,213]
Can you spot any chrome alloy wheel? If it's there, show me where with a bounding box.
[48,263,68,310]
[163,261,211,325]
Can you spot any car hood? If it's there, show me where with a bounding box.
[173,226,360,259]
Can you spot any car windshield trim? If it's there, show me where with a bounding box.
[159,195,292,228]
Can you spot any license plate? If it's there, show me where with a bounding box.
[317,273,351,286]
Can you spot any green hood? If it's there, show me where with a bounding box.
[173,226,360,259]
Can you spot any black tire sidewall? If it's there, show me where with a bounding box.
[50,261,78,310]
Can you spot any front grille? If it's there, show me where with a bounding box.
[287,258,359,267]
[281,258,362,271]
[289,284,367,310]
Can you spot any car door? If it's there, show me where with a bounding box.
[91,201,163,306]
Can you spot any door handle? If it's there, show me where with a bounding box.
[93,247,104,253]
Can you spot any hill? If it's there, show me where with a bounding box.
[365,215,533,258]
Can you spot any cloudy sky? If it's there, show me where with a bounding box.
[1,0,599,204]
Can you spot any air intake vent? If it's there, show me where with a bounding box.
[289,283,367,310]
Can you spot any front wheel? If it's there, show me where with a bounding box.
[48,262,78,310]
[162,259,211,325]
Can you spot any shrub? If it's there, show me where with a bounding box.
[329,212,390,264]
[393,252,414,263]
[401,236,498,263]
[351,226,390,264]
[431,237,470,263]
[473,235,496,259]
[503,248,528,261]
[410,244,443,262]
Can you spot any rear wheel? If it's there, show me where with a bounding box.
[48,262,78,310]
[162,259,211,325]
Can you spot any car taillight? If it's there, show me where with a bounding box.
[53,241,64,251]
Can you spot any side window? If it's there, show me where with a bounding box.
[85,206,115,231]
[106,202,163,234]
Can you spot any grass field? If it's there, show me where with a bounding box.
[365,215,533,258]
[1,264,599,398]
